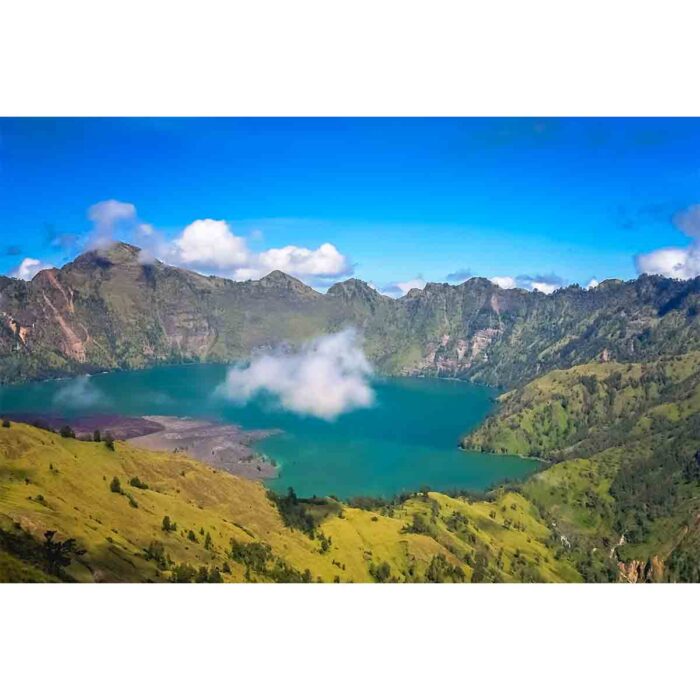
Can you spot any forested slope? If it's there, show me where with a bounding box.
[463,353,700,581]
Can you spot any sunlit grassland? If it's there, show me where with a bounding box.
[0,423,575,582]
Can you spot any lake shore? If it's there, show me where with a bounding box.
[4,411,280,481]
[127,415,280,480]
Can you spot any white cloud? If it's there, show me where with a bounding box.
[80,201,353,284]
[173,219,250,270]
[635,204,700,280]
[636,245,700,280]
[86,199,138,250]
[10,257,51,281]
[586,278,600,289]
[256,243,349,279]
[166,220,351,282]
[216,328,374,420]
[489,275,517,289]
[489,273,565,294]
[53,375,105,409]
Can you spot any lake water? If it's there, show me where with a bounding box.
[0,365,536,499]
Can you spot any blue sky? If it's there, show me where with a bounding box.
[2,117,700,292]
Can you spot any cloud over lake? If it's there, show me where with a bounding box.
[216,329,375,420]
[53,375,105,409]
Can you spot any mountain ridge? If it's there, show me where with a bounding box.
[2,241,700,386]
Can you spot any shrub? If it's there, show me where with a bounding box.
[268,487,316,536]
[402,513,431,535]
[129,476,149,490]
[369,561,391,582]
[93,429,101,442]
[109,476,122,494]
[59,425,75,439]
[2,418,10,428]
[162,515,177,532]
[170,563,196,583]
[104,433,115,451]
[425,554,465,583]
[144,541,170,570]
[43,530,86,577]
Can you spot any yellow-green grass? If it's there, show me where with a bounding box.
[408,490,580,582]
[0,423,576,582]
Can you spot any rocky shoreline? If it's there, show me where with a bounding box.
[5,412,280,481]
[127,416,280,480]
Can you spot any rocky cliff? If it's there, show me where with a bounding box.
[2,241,700,386]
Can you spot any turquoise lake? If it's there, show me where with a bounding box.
[0,365,536,499]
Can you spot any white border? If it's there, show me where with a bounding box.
[2,1,700,695]
[3,583,699,697]
[1,1,700,116]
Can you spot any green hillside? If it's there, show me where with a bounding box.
[462,353,700,581]
[0,422,578,583]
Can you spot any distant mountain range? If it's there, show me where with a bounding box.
[1,241,699,385]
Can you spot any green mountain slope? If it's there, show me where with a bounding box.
[462,353,700,581]
[2,242,700,386]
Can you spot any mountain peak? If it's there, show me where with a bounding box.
[260,269,297,283]
[256,270,319,296]
[326,278,379,298]
[70,241,144,269]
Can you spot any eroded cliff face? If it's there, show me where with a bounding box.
[617,556,665,583]
[2,242,700,385]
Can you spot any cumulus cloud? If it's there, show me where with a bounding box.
[517,273,565,294]
[489,275,517,290]
[489,273,565,294]
[635,204,700,280]
[9,257,52,281]
[78,200,352,284]
[255,243,349,280]
[216,328,374,420]
[381,277,426,297]
[445,268,472,283]
[86,200,138,250]
[53,375,105,409]
[173,219,250,270]
[166,220,351,282]
[586,278,600,290]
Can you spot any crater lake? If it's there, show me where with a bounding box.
[0,364,537,499]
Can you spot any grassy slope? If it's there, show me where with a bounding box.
[463,352,700,459]
[0,423,578,582]
[461,353,700,580]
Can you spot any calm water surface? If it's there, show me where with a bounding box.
[0,365,536,499]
